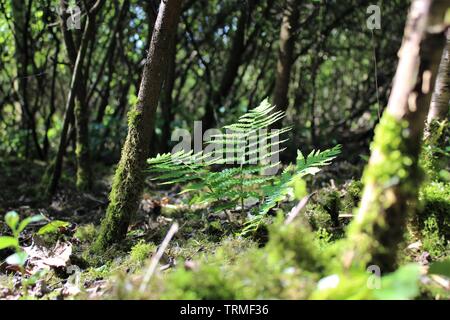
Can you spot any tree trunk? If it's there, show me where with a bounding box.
[93,0,130,123]
[11,0,45,159]
[428,31,450,123]
[73,2,107,191]
[272,0,300,128]
[94,0,183,251]
[46,1,105,197]
[202,0,256,130]
[422,30,449,180]
[160,34,177,153]
[345,0,449,272]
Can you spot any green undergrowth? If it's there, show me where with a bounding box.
[2,168,448,300]
[417,182,450,258]
[74,179,367,299]
[35,177,448,300]
[101,208,435,300]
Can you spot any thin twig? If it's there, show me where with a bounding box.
[139,223,179,293]
[285,192,315,225]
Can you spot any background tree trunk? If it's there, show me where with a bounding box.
[345,0,449,272]
[272,0,300,128]
[46,1,106,197]
[160,35,177,154]
[94,0,183,251]
[422,30,449,180]
[11,0,44,159]
[202,0,256,130]
[427,30,449,123]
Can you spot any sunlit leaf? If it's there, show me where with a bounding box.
[17,215,45,234]
[37,220,70,235]
[0,236,18,250]
[6,251,28,266]
[5,211,19,231]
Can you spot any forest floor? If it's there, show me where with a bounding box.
[0,158,448,300]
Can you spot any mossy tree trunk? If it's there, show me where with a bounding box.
[70,1,102,191]
[46,0,105,197]
[94,0,183,251]
[345,0,449,272]
[422,31,449,179]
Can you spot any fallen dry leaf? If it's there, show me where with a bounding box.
[60,282,81,297]
[407,240,422,250]
[24,237,72,273]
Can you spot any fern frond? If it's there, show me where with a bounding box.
[147,99,299,222]
[258,145,342,216]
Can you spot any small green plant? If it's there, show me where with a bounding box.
[0,211,46,294]
[422,217,447,257]
[37,220,70,236]
[0,211,45,267]
[147,100,341,232]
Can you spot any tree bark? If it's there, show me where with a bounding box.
[202,0,256,130]
[422,30,450,180]
[92,0,130,121]
[345,0,449,272]
[272,0,300,128]
[160,34,177,153]
[428,30,449,123]
[46,0,106,197]
[94,0,183,251]
[11,0,45,159]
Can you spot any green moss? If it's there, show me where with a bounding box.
[422,217,448,257]
[318,189,341,227]
[75,144,90,191]
[156,223,319,300]
[74,100,92,192]
[346,113,419,271]
[94,105,150,252]
[161,262,237,299]
[421,120,448,182]
[74,224,97,243]
[129,241,156,266]
[127,108,141,129]
[342,180,363,212]
[93,159,135,252]
[417,182,450,257]
[315,228,333,250]
[104,216,324,300]
[305,203,333,230]
[266,215,325,272]
[362,115,413,189]
[83,242,127,267]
